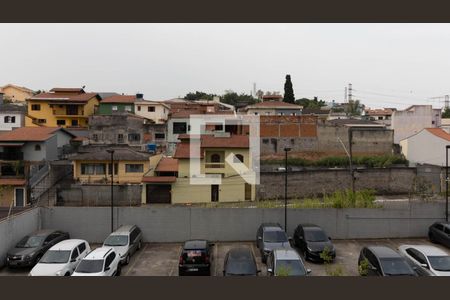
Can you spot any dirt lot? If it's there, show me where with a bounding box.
[1,238,449,276]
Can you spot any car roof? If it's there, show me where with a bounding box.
[435,222,450,229]
[110,225,135,234]
[227,248,254,260]
[367,246,401,258]
[183,240,207,249]
[273,248,301,260]
[84,247,113,260]
[299,224,322,230]
[49,239,86,251]
[30,229,59,237]
[261,223,282,229]
[400,245,448,256]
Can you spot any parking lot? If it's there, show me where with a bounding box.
[1,238,449,276]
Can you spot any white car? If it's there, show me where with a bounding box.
[102,225,143,265]
[29,239,90,276]
[398,245,450,276]
[72,247,121,276]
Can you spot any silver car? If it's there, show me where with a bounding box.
[256,223,292,263]
[267,248,311,276]
[103,225,143,265]
[398,245,450,276]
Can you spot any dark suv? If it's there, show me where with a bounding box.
[293,224,335,262]
[428,222,450,248]
[358,246,417,276]
[6,229,70,268]
[178,240,213,276]
[256,223,291,263]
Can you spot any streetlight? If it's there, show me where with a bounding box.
[446,146,449,222]
[106,149,115,232]
[284,147,291,233]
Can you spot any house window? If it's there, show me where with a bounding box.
[92,134,99,142]
[262,139,269,144]
[234,154,244,163]
[137,106,141,111]
[148,106,155,112]
[108,163,119,175]
[4,116,11,123]
[292,113,296,116]
[125,164,144,173]
[118,134,124,143]
[254,112,259,115]
[11,116,15,123]
[125,106,132,112]
[155,133,165,139]
[211,154,221,163]
[128,133,141,142]
[112,106,118,111]
[215,124,224,131]
[37,119,46,124]
[57,120,66,126]
[71,120,78,126]
[35,144,41,151]
[173,122,187,134]
[81,163,106,175]
[31,104,41,111]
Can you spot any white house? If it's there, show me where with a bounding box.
[391,105,441,144]
[400,128,450,166]
[134,100,170,124]
[0,103,26,131]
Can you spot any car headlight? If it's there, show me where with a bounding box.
[307,247,313,252]
[55,270,63,276]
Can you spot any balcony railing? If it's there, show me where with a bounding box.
[0,152,24,160]
[205,162,225,169]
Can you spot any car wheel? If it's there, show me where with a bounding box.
[64,272,70,276]
[429,232,436,243]
[116,264,122,276]
[138,241,142,250]
[125,254,130,265]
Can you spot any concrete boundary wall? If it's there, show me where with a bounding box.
[40,203,446,243]
[0,208,40,268]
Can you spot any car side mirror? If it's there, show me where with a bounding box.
[420,263,428,268]
[258,237,262,240]
[328,237,332,240]
[267,268,273,274]
[105,267,110,271]
[307,269,312,274]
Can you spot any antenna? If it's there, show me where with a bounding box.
[348,83,353,102]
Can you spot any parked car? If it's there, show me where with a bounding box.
[72,247,121,276]
[398,245,450,276]
[256,223,291,263]
[103,225,143,265]
[266,248,311,276]
[223,248,260,276]
[293,224,335,262]
[178,240,213,276]
[6,229,70,268]
[428,222,450,248]
[358,246,417,276]
[29,239,91,276]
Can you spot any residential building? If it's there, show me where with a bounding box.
[0,103,26,131]
[244,101,303,116]
[363,108,396,127]
[302,108,330,124]
[71,147,151,184]
[98,94,138,115]
[0,84,34,103]
[440,118,450,133]
[142,134,255,204]
[400,128,450,166]
[391,105,441,144]
[134,100,170,124]
[26,88,101,128]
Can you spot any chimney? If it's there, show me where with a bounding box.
[0,92,3,105]
[136,93,144,100]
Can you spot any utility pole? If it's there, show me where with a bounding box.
[284,147,291,233]
[445,95,449,109]
[106,149,115,232]
[348,83,353,102]
[348,128,355,193]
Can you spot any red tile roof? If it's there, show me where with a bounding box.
[142,176,177,183]
[173,134,249,158]
[174,142,203,159]
[0,127,68,142]
[50,88,85,93]
[156,157,179,172]
[0,179,26,186]
[29,92,99,102]
[100,95,136,104]
[246,101,302,109]
[426,128,450,142]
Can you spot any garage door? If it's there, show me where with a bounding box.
[146,184,171,204]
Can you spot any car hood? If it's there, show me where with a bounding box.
[107,245,128,257]
[30,263,67,276]
[8,247,37,257]
[264,242,292,251]
[306,241,334,252]
[431,269,450,276]
[72,272,104,277]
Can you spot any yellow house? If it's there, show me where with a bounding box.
[142,134,256,204]
[0,84,34,103]
[26,88,100,128]
[71,148,151,184]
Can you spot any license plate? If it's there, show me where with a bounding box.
[188,268,198,272]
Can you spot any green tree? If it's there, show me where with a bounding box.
[283,74,295,104]
[183,91,216,101]
[442,107,450,118]
[295,97,326,109]
[221,90,258,106]
[345,100,364,116]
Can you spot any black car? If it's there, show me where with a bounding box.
[178,240,213,276]
[358,246,417,276]
[6,229,70,268]
[293,224,335,262]
[428,222,450,248]
[256,223,291,263]
[223,248,260,276]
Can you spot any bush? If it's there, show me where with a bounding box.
[358,258,370,276]
[292,189,379,209]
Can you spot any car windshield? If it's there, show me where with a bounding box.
[264,231,288,243]
[16,236,45,248]
[379,258,415,276]
[428,256,450,272]
[75,260,104,273]
[225,253,257,275]
[104,235,128,246]
[276,259,307,276]
[304,229,328,242]
[39,250,71,264]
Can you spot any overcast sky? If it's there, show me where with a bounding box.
[1,23,450,109]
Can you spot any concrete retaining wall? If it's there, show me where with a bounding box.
[0,208,40,268]
[40,202,446,243]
